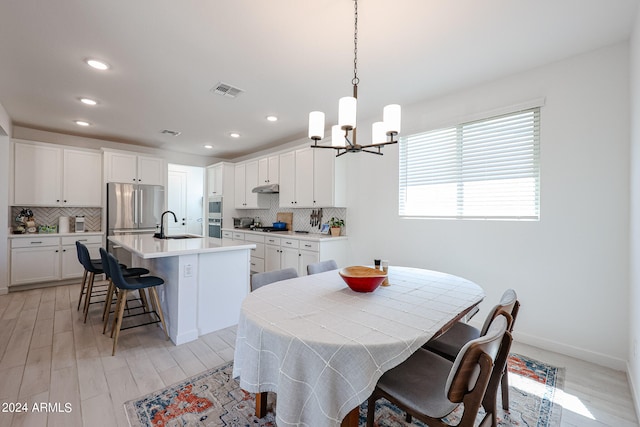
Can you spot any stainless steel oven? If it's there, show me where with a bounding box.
[208,196,223,238]
[208,216,222,238]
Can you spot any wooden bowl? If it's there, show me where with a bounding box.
[339,266,387,293]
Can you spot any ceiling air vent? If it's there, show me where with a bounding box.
[211,82,244,98]
[160,129,181,136]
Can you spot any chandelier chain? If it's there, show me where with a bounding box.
[352,0,359,86]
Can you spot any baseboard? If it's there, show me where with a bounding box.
[626,362,640,424]
[514,330,627,371]
[0,286,7,295]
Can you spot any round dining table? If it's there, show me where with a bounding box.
[232,265,485,427]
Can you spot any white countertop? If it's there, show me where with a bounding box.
[223,228,347,242]
[108,233,256,259]
[9,231,104,238]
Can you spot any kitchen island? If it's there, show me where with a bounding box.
[108,234,255,345]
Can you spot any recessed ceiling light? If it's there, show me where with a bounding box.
[204,145,214,149]
[79,97,98,106]
[74,120,91,126]
[266,115,278,122]
[85,59,110,70]
[229,132,240,138]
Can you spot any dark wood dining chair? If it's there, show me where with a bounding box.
[367,314,510,427]
[306,259,338,275]
[423,288,520,411]
[251,268,298,291]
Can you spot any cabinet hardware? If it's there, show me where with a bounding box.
[30,241,43,244]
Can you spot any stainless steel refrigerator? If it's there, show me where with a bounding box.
[107,182,165,263]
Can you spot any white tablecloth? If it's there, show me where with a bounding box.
[232,266,484,427]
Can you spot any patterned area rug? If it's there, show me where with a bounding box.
[124,353,564,427]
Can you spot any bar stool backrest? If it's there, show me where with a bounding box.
[76,241,100,274]
[104,251,131,290]
[99,248,112,280]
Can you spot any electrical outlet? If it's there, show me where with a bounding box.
[184,264,193,278]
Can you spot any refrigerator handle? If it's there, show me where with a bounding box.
[134,189,139,225]
[139,190,144,224]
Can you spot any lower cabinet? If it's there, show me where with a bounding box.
[222,229,346,277]
[10,234,103,286]
[265,237,320,276]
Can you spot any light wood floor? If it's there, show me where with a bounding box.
[0,282,638,427]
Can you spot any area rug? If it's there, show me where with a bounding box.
[124,353,564,427]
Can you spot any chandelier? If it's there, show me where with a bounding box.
[308,0,401,157]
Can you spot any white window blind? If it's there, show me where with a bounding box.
[399,108,540,219]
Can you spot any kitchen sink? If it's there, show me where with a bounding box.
[160,234,201,239]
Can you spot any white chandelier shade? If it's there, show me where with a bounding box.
[308,111,325,140]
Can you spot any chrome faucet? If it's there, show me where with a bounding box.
[154,210,178,239]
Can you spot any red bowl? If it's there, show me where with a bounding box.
[339,266,387,293]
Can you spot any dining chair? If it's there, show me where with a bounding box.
[103,250,169,355]
[251,268,298,291]
[423,288,520,411]
[367,314,510,427]
[306,259,338,275]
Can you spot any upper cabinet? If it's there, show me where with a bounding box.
[206,162,235,198]
[104,150,165,186]
[13,141,102,207]
[258,155,279,185]
[279,147,346,208]
[234,161,268,209]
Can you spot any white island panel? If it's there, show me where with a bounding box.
[108,234,254,345]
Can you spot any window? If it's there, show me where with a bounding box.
[399,108,540,219]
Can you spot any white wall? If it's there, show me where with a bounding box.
[0,101,12,294]
[344,43,630,369]
[628,5,640,416]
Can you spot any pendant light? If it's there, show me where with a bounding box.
[308,0,401,157]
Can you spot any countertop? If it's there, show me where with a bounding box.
[109,234,256,259]
[9,231,104,238]
[222,228,348,242]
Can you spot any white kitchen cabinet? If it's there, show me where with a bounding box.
[63,149,102,206]
[280,246,300,272]
[10,234,103,286]
[234,161,268,209]
[246,234,265,274]
[258,155,279,185]
[221,229,347,276]
[264,242,282,272]
[13,142,102,207]
[279,146,345,208]
[299,249,320,275]
[104,150,165,185]
[206,162,235,198]
[208,164,223,196]
[60,235,101,279]
[10,237,60,285]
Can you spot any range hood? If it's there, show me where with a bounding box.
[252,183,279,193]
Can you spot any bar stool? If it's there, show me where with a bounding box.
[76,241,109,322]
[97,249,151,333]
[76,240,101,311]
[101,249,169,355]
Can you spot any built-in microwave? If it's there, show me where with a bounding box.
[208,196,222,216]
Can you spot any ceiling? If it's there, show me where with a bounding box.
[0,0,638,159]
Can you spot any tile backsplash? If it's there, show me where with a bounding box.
[10,207,102,232]
[239,195,346,235]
